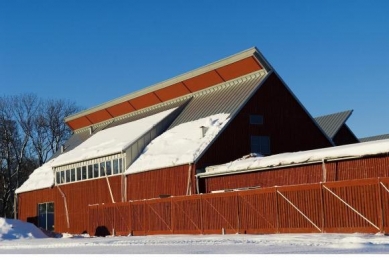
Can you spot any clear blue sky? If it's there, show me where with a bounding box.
[1,0,388,138]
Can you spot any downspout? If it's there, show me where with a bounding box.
[13,193,17,219]
[322,159,327,183]
[56,186,70,229]
[186,163,193,195]
[105,176,115,203]
[195,175,200,194]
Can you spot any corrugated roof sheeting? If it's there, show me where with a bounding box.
[169,71,267,129]
[314,110,353,139]
[50,130,91,160]
[360,134,389,142]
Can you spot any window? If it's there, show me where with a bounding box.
[106,161,112,176]
[113,159,119,174]
[77,167,82,181]
[65,170,70,183]
[82,166,87,180]
[250,115,263,125]
[100,162,106,177]
[251,136,270,155]
[38,202,54,231]
[60,171,65,184]
[54,155,125,184]
[56,172,61,184]
[71,169,76,182]
[93,163,99,178]
[88,165,93,179]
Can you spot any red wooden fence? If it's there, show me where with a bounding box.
[88,177,389,236]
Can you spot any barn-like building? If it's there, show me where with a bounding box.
[15,47,389,234]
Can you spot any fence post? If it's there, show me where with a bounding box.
[320,182,325,233]
[236,192,240,234]
[171,197,174,234]
[377,178,384,233]
[275,187,279,234]
[200,194,204,234]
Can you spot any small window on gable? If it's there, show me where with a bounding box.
[250,115,263,125]
[251,135,271,155]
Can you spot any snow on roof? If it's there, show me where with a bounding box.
[125,113,230,174]
[52,107,177,167]
[15,159,56,194]
[199,139,389,177]
[16,108,177,194]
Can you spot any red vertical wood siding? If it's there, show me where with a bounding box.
[197,72,333,170]
[333,125,359,146]
[202,155,389,193]
[126,165,196,201]
[277,184,323,233]
[18,176,122,234]
[237,188,278,234]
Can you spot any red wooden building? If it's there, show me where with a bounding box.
[16,47,385,234]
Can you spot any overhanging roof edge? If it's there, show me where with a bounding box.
[65,47,262,123]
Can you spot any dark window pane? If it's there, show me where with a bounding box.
[56,172,61,184]
[250,115,263,125]
[60,171,65,183]
[77,167,81,181]
[93,163,99,178]
[106,161,112,176]
[65,170,71,183]
[88,165,93,179]
[71,169,76,182]
[113,159,118,174]
[82,166,87,180]
[100,162,106,176]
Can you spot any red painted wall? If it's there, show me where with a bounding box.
[126,165,196,201]
[17,176,122,234]
[196,72,333,170]
[202,154,389,193]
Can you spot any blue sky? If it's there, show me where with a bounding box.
[1,0,388,138]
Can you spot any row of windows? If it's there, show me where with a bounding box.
[55,158,123,184]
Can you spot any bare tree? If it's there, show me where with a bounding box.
[0,94,80,217]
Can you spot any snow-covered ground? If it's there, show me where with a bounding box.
[1,218,389,254]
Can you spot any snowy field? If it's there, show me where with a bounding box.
[1,218,389,255]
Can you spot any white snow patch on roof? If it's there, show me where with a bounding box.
[201,139,389,177]
[0,218,48,240]
[52,107,177,167]
[17,108,177,193]
[126,113,230,174]
[15,159,56,194]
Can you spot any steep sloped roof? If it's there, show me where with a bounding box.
[314,110,353,139]
[125,71,268,174]
[65,47,271,131]
[360,134,389,142]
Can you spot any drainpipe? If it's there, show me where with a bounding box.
[56,186,70,229]
[13,193,17,219]
[186,163,193,195]
[105,175,115,203]
[195,175,200,194]
[322,159,327,183]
